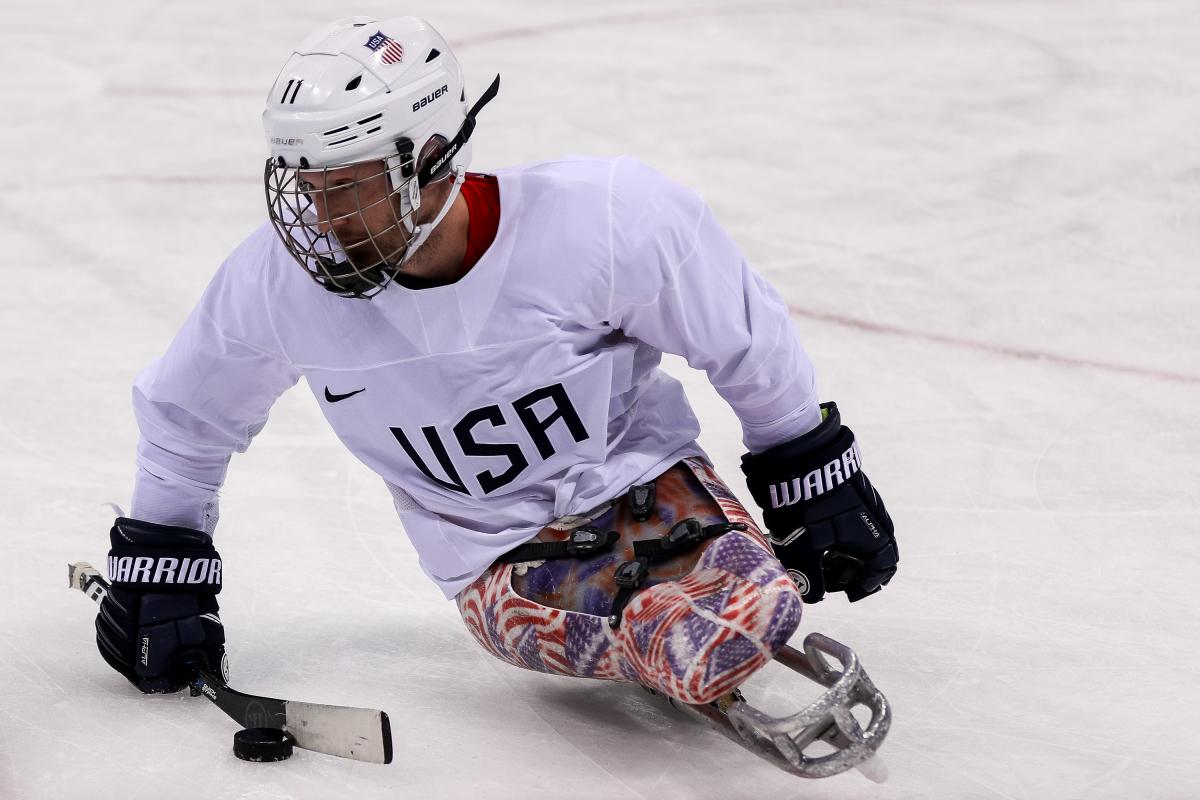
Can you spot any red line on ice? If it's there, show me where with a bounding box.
[788,305,1200,385]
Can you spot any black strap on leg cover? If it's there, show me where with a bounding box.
[632,520,747,560]
[608,519,747,629]
[608,558,649,628]
[500,475,659,565]
[497,526,620,564]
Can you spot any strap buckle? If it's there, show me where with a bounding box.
[662,518,704,552]
[565,526,618,557]
[628,481,656,522]
[613,558,648,590]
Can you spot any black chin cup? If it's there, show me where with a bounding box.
[312,255,389,297]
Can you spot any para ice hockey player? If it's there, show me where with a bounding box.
[94,15,899,778]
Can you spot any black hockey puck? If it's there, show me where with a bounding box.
[233,727,294,762]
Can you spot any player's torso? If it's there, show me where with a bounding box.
[267,159,650,518]
[306,327,638,512]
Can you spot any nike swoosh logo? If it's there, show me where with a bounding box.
[324,387,366,403]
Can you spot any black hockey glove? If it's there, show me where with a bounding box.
[741,402,897,604]
[94,518,227,693]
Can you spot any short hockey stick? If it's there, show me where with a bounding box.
[68,561,393,764]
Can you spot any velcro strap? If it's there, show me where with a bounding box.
[107,548,223,594]
[498,526,619,564]
[632,520,747,560]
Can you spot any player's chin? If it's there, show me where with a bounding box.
[341,237,406,267]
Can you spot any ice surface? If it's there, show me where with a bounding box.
[2,1,1198,798]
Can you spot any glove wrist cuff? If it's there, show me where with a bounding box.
[742,403,863,511]
[107,518,222,594]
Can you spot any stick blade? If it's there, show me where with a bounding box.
[284,701,393,764]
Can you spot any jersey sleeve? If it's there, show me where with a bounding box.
[605,157,821,453]
[130,229,301,532]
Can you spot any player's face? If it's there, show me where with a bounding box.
[298,161,409,267]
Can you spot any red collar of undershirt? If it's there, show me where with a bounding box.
[459,172,500,275]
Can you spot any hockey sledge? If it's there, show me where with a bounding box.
[648,632,891,783]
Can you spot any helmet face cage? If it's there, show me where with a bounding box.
[264,155,417,299]
[264,135,458,299]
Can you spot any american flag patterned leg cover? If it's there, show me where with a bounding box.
[456,458,803,705]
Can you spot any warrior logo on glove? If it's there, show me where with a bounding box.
[768,441,862,508]
[742,402,898,604]
[107,554,222,587]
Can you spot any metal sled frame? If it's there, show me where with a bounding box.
[671,632,891,781]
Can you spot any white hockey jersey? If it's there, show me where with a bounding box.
[131,156,820,598]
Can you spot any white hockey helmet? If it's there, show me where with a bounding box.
[263,16,499,297]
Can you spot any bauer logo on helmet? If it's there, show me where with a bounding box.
[413,85,449,113]
[429,141,459,174]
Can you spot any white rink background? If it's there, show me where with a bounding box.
[3,1,1198,798]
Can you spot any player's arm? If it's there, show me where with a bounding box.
[604,158,897,603]
[97,236,302,692]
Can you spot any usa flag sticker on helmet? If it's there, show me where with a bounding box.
[364,30,405,64]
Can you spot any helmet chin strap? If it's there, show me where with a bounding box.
[394,76,499,267]
[397,164,466,266]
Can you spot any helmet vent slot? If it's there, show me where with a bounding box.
[345,75,362,91]
[425,48,440,62]
[320,111,388,149]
